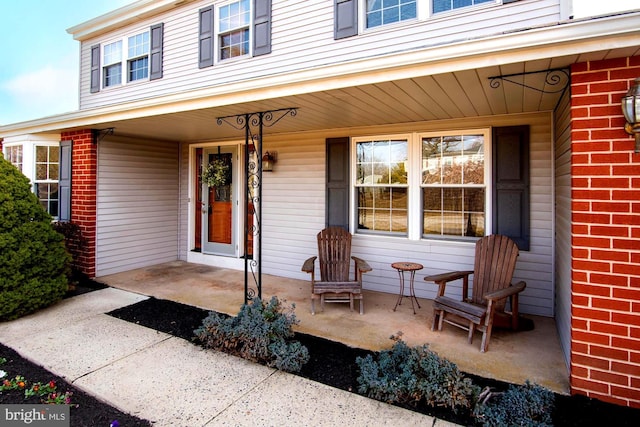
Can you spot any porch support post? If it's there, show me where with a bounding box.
[217,107,297,305]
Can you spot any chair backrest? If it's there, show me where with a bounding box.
[317,226,352,282]
[471,234,519,310]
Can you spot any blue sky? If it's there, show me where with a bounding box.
[0,0,134,125]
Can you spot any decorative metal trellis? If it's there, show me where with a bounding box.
[217,108,297,304]
[488,68,570,94]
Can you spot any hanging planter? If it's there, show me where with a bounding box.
[202,159,230,187]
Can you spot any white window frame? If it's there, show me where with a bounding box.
[351,129,491,241]
[359,0,500,33]
[33,144,61,218]
[353,134,411,236]
[101,29,150,89]
[419,129,492,240]
[3,144,23,172]
[216,0,252,62]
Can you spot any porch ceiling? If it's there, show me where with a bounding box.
[74,46,640,142]
[84,65,551,141]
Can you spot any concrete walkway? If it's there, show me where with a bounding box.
[0,288,459,426]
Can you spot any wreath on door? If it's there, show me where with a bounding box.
[202,159,230,187]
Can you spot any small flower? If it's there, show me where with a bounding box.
[48,380,56,389]
[17,380,25,389]
[110,420,120,427]
[0,369,6,379]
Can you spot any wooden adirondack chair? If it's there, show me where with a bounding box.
[424,234,526,352]
[301,227,372,315]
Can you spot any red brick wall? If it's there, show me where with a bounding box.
[61,129,97,278]
[571,57,640,407]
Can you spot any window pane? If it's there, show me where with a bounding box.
[128,32,149,58]
[442,136,462,184]
[462,135,484,184]
[433,0,492,14]
[36,164,47,180]
[129,57,149,81]
[366,0,416,28]
[36,146,47,162]
[356,140,408,233]
[104,63,122,86]
[422,133,486,237]
[104,41,122,65]
[220,28,249,59]
[422,137,442,184]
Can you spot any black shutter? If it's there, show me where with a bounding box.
[150,23,164,80]
[326,137,350,230]
[492,126,530,251]
[199,6,215,68]
[90,44,100,93]
[58,140,73,222]
[253,0,272,56]
[334,0,358,40]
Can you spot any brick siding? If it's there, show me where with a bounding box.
[570,56,640,407]
[61,129,97,278]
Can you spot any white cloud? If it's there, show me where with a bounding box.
[1,62,78,124]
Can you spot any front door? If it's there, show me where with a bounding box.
[202,146,236,255]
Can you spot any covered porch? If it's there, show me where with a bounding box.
[97,260,569,395]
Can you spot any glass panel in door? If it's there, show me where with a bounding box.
[202,146,236,255]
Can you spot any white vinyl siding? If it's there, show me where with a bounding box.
[78,0,561,110]
[178,111,554,317]
[554,87,572,367]
[96,136,179,276]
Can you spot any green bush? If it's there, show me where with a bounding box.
[474,380,555,427]
[194,296,309,372]
[0,155,71,321]
[356,334,480,412]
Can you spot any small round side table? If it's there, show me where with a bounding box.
[391,262,423,315]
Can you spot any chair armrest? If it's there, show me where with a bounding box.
[424,270,474,298]
[352,256,372,273]
[484,281,526,302]
[423,270,474,284]
[301,256,317,273]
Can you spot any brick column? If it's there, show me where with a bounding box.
[570,57,640,407]
[61,129,97,278]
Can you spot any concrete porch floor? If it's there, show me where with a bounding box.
[97,260,570,395]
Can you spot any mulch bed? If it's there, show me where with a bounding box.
[3,284,640,426]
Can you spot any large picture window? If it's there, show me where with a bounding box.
[355,137,409,233]
[353,130,490,239]
[421,133,486,237]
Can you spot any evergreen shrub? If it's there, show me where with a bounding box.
[194,296,309,372]
[0,155,70,321]
[474,380,555,427]
[356,334,480,412]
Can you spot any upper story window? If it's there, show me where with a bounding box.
[103,41,123,88]
[128,32,150,81]
[366,0,417,29]
[219,0,251,60]
[336,0,497,39]
[102,31,149,88]
[433,0,493,14]
[90,24,163,93]
[199,0,272,68]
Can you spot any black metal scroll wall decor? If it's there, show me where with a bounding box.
[217,108,297,304]
[488,68,570,108]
